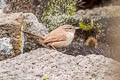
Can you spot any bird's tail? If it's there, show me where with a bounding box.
[22,30,45,44]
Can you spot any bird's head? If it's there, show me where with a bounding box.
[61,24,80,33]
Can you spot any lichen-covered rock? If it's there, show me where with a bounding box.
[6,0,48,21]
[23,13,48,52]
[0,0,6,9]
[0,48,119,80]
[23,13,48,36]
[0,12,24,60]
[0,37,13,55]
[0,11,48,60]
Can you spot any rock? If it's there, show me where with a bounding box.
[23,13,48,36]
[0,48,120,80]
[0,37,13,55]
[0,12,24,60]
[74,5,120,20]
[0,9,3,14]
[0,12,48,60]
[6,0,48,20]
[0,12,23,25]
[23,13,48,52]
[0,0,6,9]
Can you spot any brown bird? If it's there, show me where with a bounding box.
[23,24,80,49]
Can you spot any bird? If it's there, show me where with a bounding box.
[23,24,80,49]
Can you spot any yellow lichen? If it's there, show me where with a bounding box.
[79,19,94,31]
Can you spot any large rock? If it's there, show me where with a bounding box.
[0,11,24,60]
[0,11,48,60]
[23,13,48,36]
[6,0,48,20]
[23,13,48,52]
[0,48,120,80]
[74,5,120,20]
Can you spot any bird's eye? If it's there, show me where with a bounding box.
[65,27,72,29]
[64,25,73,30]
[69,27,72,29]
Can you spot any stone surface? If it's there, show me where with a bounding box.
[6,0,48,21]
[0,48,120,80]
[0,37,13,55]
[0,12,23,58]
[0,12,48,60]
[23,13,48,36]
[23,13,48,52]
[74,5,120,20]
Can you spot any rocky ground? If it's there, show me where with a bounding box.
[0,48,120,80]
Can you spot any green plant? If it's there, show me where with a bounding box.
[79,18,102,36]
[43,77,49,80]
[43,13,79,31]
[41,0,76,22]
[79,19,94,31]
[66,2,76,16]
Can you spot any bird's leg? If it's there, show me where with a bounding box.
[51,45,57,50]
[57,47,67,53]
[46,43,57,50]
[42,43,49,48]
[61,48,67,53]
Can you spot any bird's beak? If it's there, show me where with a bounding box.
[74,27,81,30]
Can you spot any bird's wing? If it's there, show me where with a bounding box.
[43,33,66,44]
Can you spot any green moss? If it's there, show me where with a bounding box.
[41,0,76,22]
[43,13,79,31]
[66,3,76,16]
[43,77,49,80]
[41,0,101,34]
[79,18,102,34]
[79,19,94,31]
